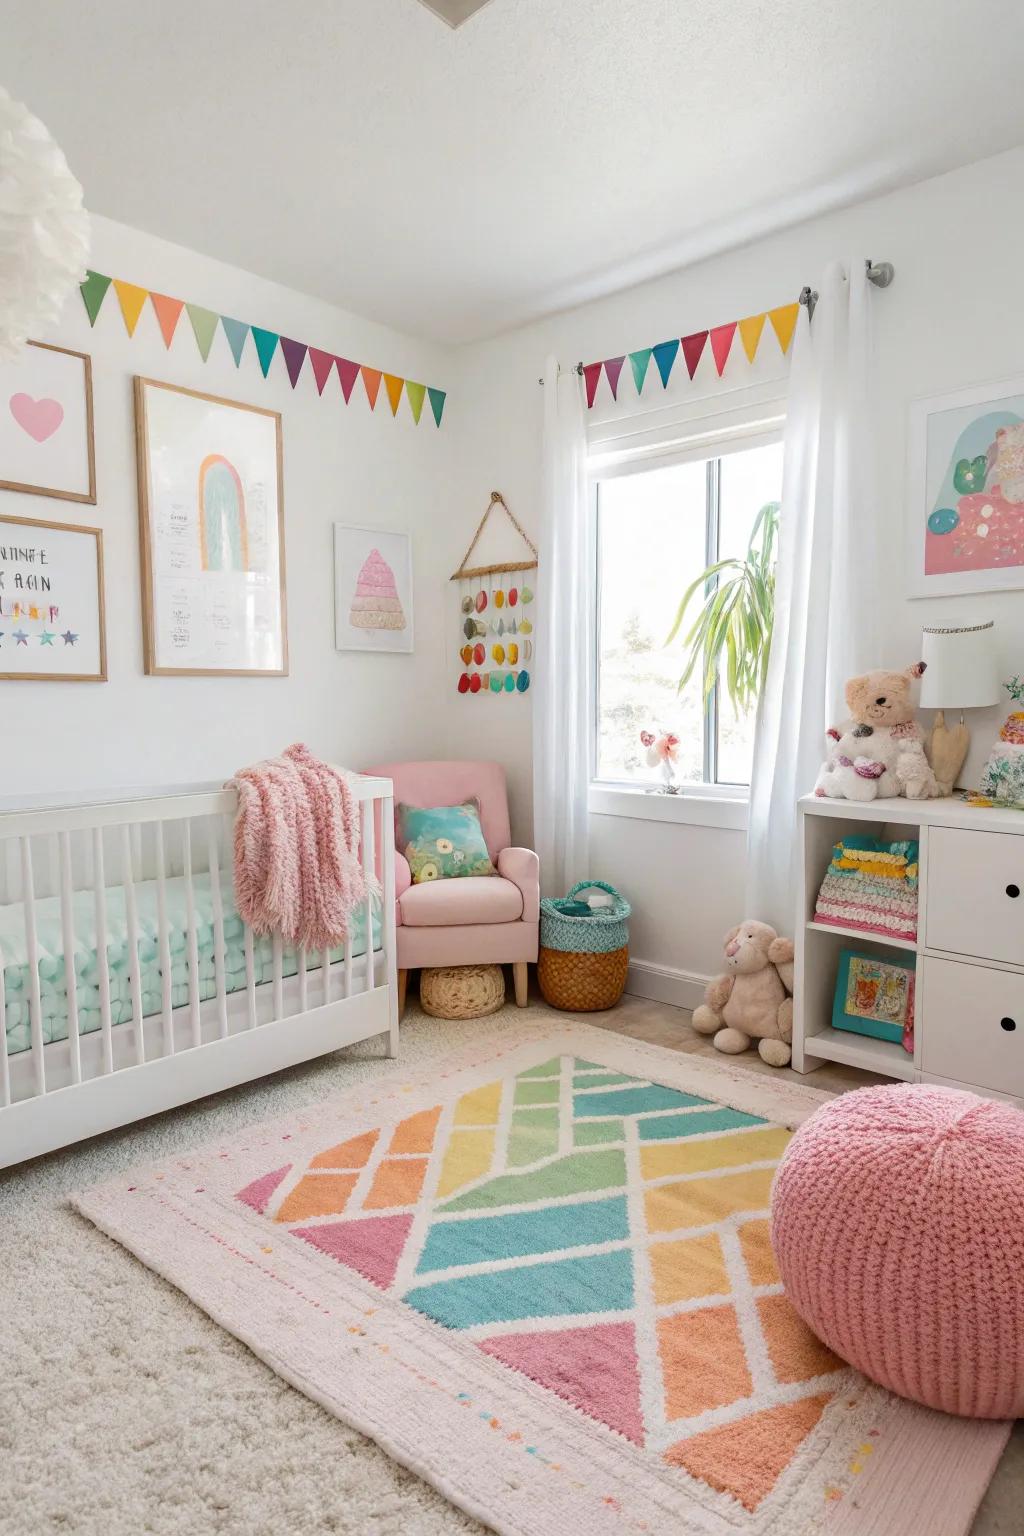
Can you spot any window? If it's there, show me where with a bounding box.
[595,437,783,790]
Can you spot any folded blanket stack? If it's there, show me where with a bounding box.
[814,835,919,942]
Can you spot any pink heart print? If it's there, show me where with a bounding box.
[9,393,64,443]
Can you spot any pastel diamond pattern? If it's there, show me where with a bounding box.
[238,1055,846,1511]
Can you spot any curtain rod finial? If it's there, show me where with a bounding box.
[866,259,895,288]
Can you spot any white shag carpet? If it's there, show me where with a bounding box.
[2,1003,1021,1536]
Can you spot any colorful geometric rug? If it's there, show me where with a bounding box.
[74,1022,1008,1536]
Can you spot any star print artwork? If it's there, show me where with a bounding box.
[0,514,106,681]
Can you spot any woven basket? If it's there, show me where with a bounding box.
[538,944,629,1012]
[540,880,631,954]
[420,964,505,1020]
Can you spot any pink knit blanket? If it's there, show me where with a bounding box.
[227,744,377,952]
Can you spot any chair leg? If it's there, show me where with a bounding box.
[398,969,409,1017]
[513,961,529,1008]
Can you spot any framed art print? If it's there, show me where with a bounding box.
[831,949,915,1049]
[0,341,96,504]
[908,375,1024,596]
[0,511,106,681]
[334,524,413,653]
[135,378,287,676]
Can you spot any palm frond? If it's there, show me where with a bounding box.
[666,500,780,715]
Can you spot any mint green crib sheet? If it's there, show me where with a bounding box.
[0,873,381,1055]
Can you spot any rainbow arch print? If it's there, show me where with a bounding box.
[198,453,249,572]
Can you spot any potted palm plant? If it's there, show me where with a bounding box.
[666,500,780,713]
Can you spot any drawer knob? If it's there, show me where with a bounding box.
[1000,1017,1017,1032]
[1007,884,1021,899]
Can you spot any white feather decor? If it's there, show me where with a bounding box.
[0,86,89,359]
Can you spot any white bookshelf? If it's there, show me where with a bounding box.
[793,794,1024,1104]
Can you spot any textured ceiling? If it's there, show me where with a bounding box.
[5,0,1024,343]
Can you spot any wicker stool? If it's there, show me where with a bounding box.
[420,964,506,1020]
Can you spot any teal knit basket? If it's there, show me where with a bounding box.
[540,881,631,955]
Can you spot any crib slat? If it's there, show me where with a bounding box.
[154,822,174,1056]
[298,946,308,1013]
[182,821,202,1049]
[272,934,283,1022]
[361,801,375,993]
[0,939,9,1108]
[244,925,257,1028]
[382,794,399,1057]
[321,947,331,1005]
[120,825,146,1066]
[90,828,114,1077]
[343,923,353,999]
[20,838,45,1097]
[59,830,82,1085]
[206,821,229,1040]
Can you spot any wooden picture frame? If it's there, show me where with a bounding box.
[134,377,288,676]
[0,511,106,681]
[0,341,96,504]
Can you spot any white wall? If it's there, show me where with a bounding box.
[450,144,1024,989]
[1,215,455,797]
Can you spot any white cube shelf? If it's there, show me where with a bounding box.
[794,794,1024,1106]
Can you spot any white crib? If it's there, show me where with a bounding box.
[0,775,398,1169]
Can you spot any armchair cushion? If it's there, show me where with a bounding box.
[400,876,524,928]
[497,847,540,923]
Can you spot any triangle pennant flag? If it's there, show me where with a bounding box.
[113,280,149,337]
[681,331,709,379]
[652,339,679,388]
[186,304,219,361]
[251,327,280,377]
[427,387,446,428]
[336,357,360,403]
[149,293,184,348]
[738,313,767,364]
[80,270,112,326]
[308,348,336,395]
[280,337,308,389]
[383,373,405,417]
[604,357,626,401]
[768,303,799,355]
[709,321,737,377]
[582,362,603,409]
[405,380,426,424]
[361,367,383,409]
[629,348,652,394]
[221,317,250,367]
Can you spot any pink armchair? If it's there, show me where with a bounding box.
[366,761,539,1014]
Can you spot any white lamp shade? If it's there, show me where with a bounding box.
[919,622,1001,709]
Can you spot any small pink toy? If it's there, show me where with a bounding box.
[640,729,681,792]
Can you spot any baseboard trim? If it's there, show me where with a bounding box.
[626,959,709,1012]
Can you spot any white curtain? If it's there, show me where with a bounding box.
[533,356,592,896]
[746,260,878,927]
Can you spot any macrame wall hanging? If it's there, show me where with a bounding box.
[451,491,537,696]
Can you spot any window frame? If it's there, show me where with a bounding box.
[590,415,784,809]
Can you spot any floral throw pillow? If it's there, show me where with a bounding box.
[398,798,497,883]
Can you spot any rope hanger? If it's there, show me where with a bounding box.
[450,491,538,581]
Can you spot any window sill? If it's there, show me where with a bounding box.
[588,783,749,830]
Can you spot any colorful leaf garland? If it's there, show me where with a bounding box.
[79,269,447,427]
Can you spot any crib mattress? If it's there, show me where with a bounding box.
[0,873,380,1056]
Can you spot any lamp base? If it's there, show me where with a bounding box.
[926,709,970,795]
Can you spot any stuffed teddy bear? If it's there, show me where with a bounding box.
[691,920,795,1067]
[814,661,943,802]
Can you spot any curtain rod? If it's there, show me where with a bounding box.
[538,260,895,383]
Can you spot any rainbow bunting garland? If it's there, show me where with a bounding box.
[78,270,447,428]
[582,299,802,408]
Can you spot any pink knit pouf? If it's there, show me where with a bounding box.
[771,1083,1024,1418]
